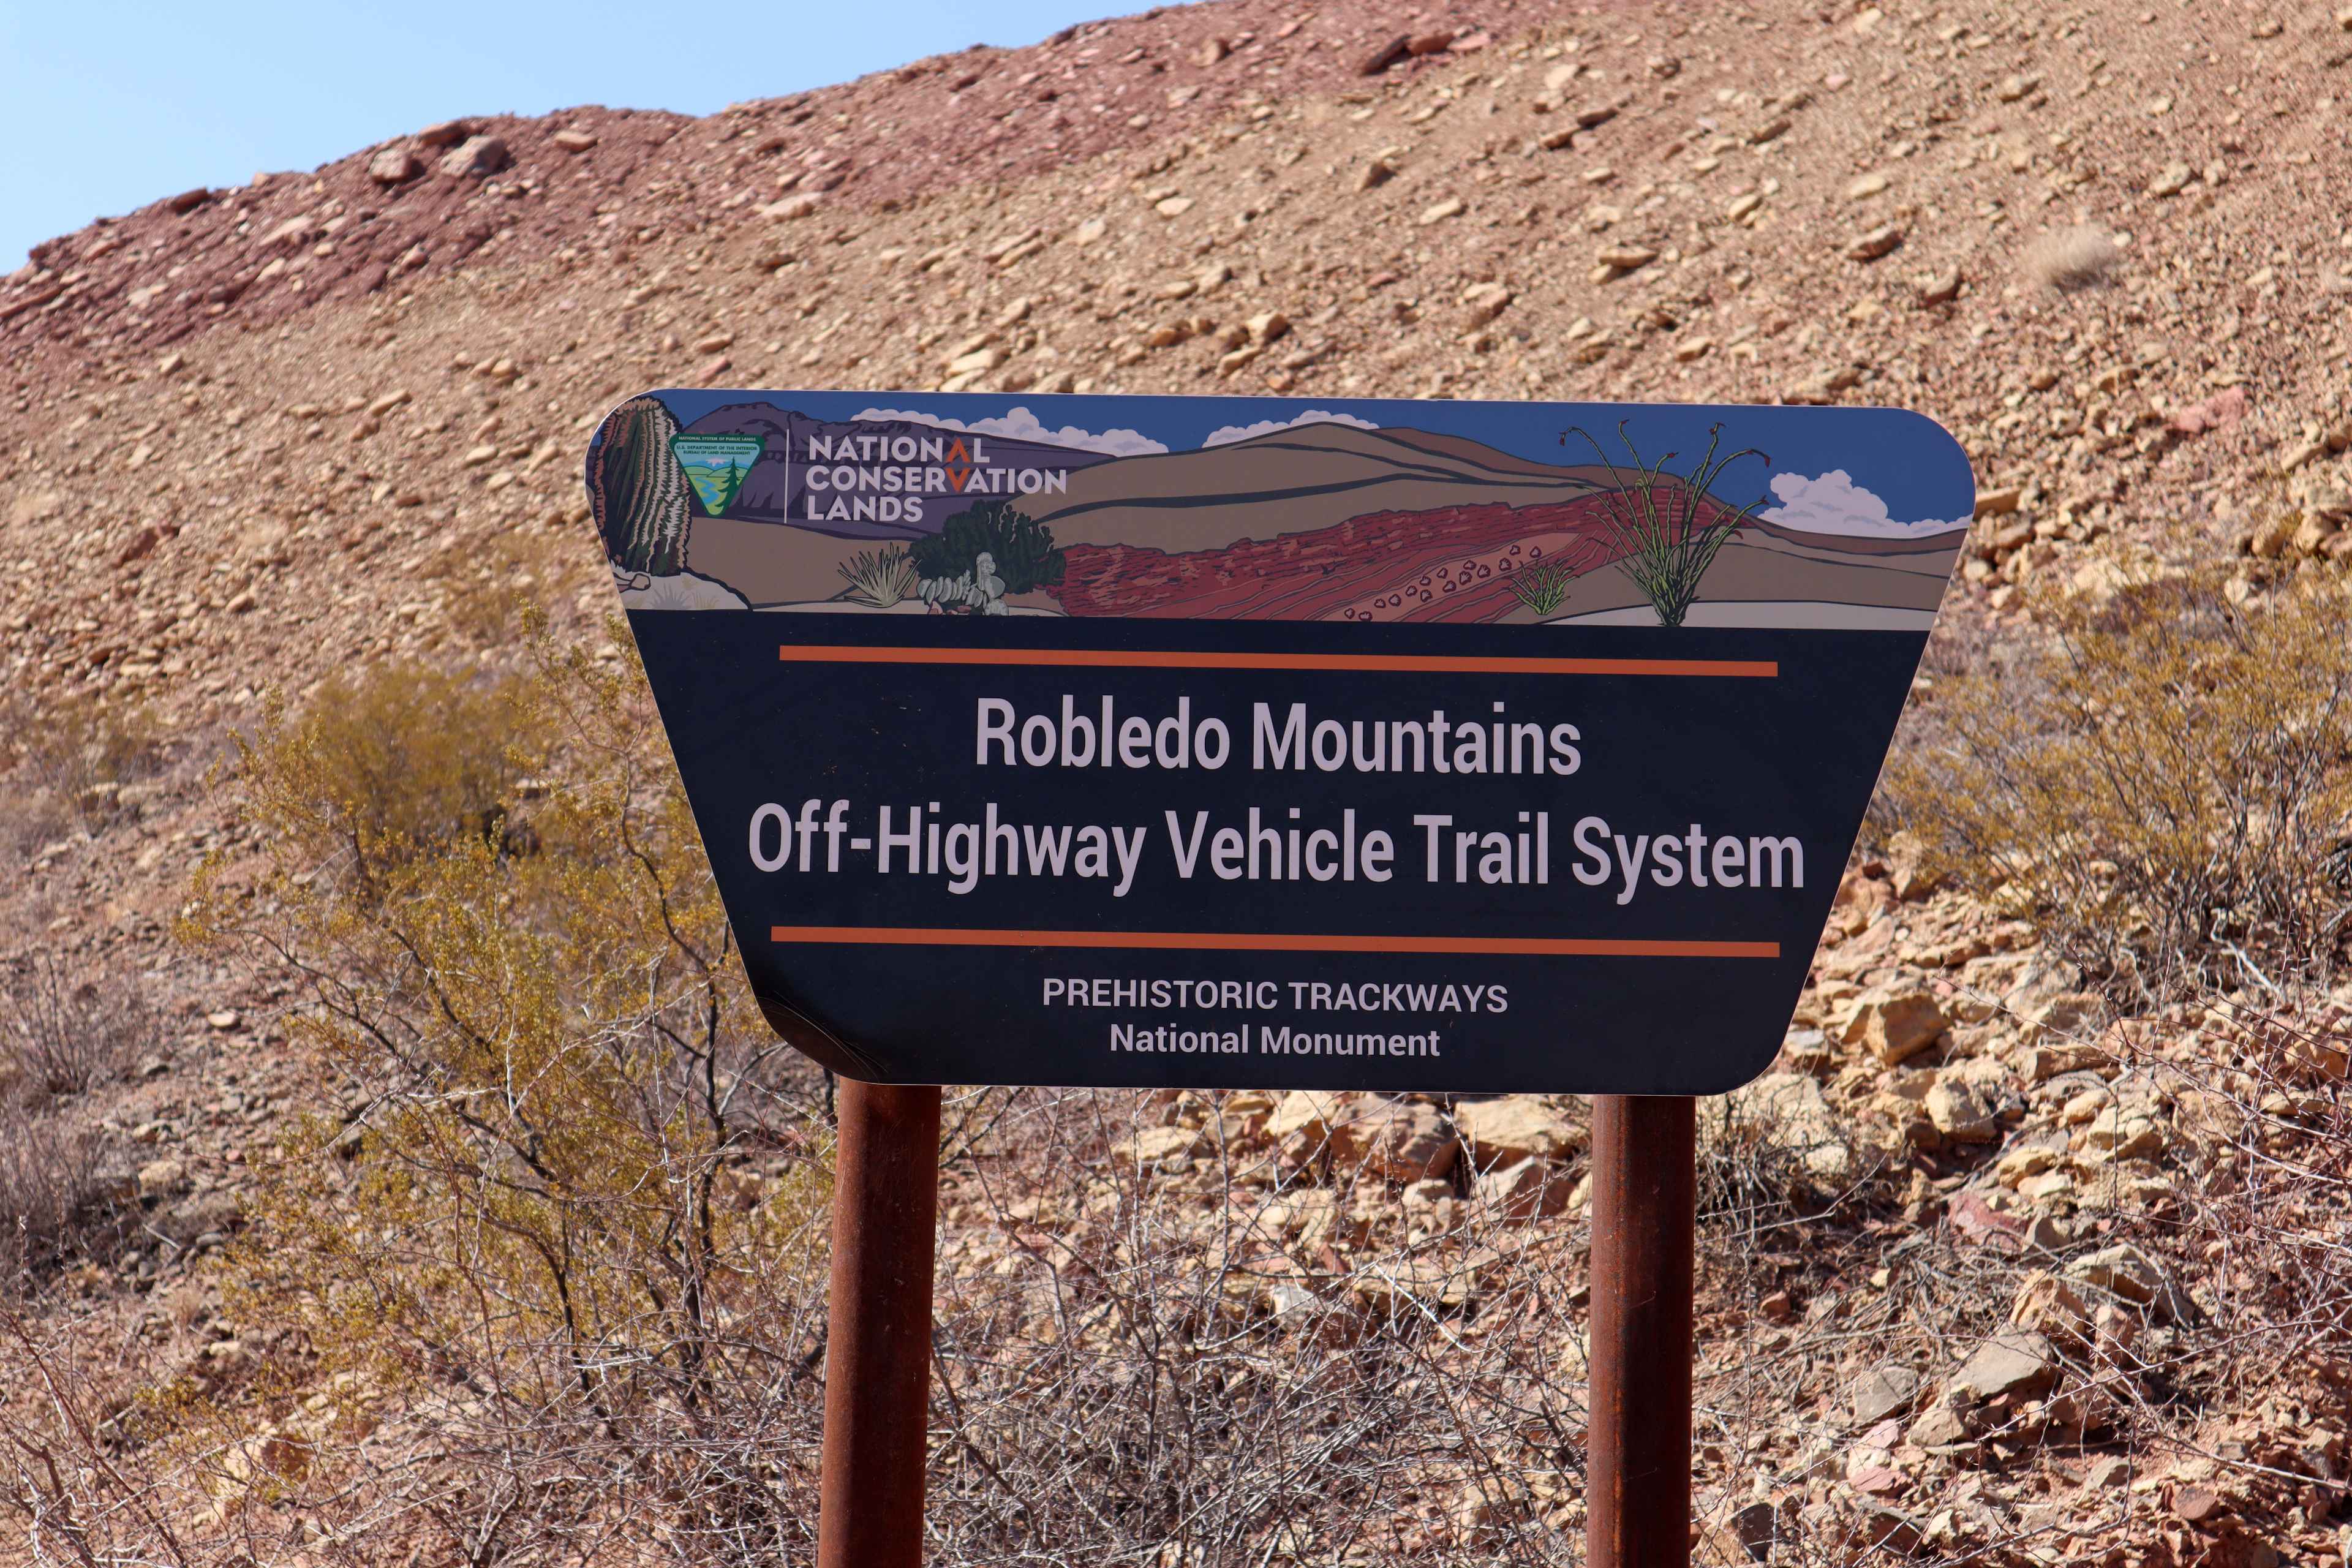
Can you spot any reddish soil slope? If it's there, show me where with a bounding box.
[1054,493,1749,622]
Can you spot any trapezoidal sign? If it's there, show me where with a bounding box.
[586,391,1970,1093]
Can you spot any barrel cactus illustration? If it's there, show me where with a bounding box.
[590,396,692,577]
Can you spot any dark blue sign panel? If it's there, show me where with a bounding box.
[586,393,1970,1093]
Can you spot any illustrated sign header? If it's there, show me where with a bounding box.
[586,391,1970,1093]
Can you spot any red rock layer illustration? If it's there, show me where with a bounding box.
[1051,492,1747,622]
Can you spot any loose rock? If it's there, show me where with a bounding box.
[1841,988,1947,1065]
[1946,1330,2057,1403]
[438,135,511,179]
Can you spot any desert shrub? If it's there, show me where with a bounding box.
[0,689,164,839]
[0,956,156,1105]
[436,530,573,648]
[837,543,918,607]
[173,617,836,1562]
[910,500,1066,597]
[1558,422,1768,627]
[237,660,543,889]
[2022,224,2120,291]
[0,1104,118,1295]
[1506,557,1572,617]
[1882,572,2352,997]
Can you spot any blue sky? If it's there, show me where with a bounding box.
[0,0,1110,273]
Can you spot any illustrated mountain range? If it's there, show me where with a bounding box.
[638,404,1964,627]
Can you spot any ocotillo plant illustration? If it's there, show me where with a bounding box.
[1559,421,1770,627]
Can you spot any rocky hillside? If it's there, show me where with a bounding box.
[4,0,2351,1563]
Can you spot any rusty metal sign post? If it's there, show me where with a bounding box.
[816,1080,941,1568]
[1587,1094,1700,1568]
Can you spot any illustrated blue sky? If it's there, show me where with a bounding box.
[647,391,1978,533]
[0,0,1108,273]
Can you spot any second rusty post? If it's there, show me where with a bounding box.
[1586,1093,1698,1568]
[816,1079,942,1568]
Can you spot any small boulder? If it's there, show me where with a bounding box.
[2064,1243,2165,1306]
[1946,1329,2057,1403]
[1845,1364,1923,1425]
[2010,1269,2094,1345]
[1455,1095,1581,1169]
[1847,224,1905,262]
[1459,281,1514,328]
[1325,1098,1457,1183]
[1728,1072,1854,1184]
[1476,1156,1574,1220]
[1267,1090,1353,1148]
[137,1158,189,1201]
[1131,1125,1210,1169]
[1924,1077,1997,1143]
[416,118,476,148]
[438,135,511,179]
[368,146,422,186]
[1905,1398,1972,1449]
[1842,988,1948,1065]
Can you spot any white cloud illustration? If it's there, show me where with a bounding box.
[1758,470,1962,538]
[1200,409,1381,447]
[854,405,1167,457]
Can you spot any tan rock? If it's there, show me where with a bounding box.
[1841,989,1948,1065]
[1245,311,1290,345]
[1132,1124,1211,1169]
[1476,1156,1575,1220]
[2064,1243,2164,1305]
[1847,225,1904,262]
[1455,1096,1581,1168]
[1728,1072,1853,1183]
[2076,1105,2165,1162]
[1267,1090,1354,1147]
[1925,1078,1997,1143]
[1460,282,1513,328]
[1325,1098,1457,1183]
[2011,1269,2094,1345]
[367,146,422,186]
[437,134,511,179]
[137,1158,189,1200]
[1946,1330,2057,1403]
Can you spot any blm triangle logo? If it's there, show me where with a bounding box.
[669,433,766,516]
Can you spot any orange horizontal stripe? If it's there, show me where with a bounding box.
[778,646,1776,678]
[771,925,1777,959]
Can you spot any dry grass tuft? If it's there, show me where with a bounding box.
[0,957,155,1107]
[2022,224,2121,290]
[0,1106,119,1295]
